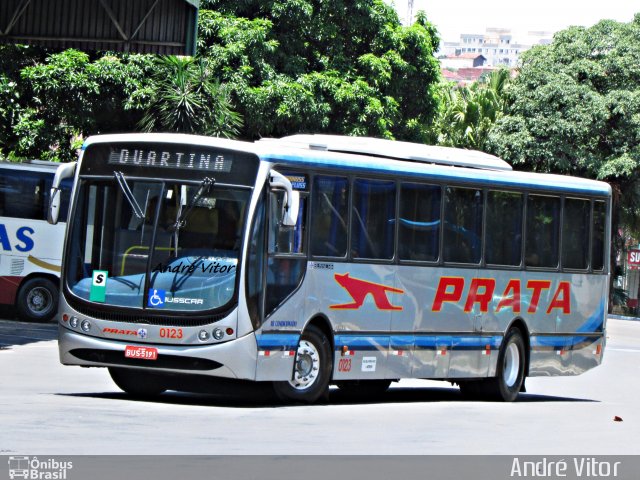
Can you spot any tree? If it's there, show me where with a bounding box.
[197,1,441,141]
[488,16,640,308]
[434,68,511,150]
[138,55,242,137]
[1,48,152,162]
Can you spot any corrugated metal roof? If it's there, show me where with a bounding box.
[0,0,199,55]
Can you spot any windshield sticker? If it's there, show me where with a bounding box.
[90,270,108,303]
[152,260,236,275]
[148,289,205,308]
[148,289,166,308]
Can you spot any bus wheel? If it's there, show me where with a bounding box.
[16,277,59,322]
[462,328,526,402]
[272,325,332,404]
[335,380,392,397]
[109,367,167,397]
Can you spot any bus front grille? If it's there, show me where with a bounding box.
[70,348,223,371]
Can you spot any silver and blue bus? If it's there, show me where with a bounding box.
[50,133,611,403]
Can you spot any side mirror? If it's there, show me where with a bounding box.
[269,170,300,227]
[48,162,76,225]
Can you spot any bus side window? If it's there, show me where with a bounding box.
[399,182,441,262]
[562,198,590,270]
[592,201,607,271]
[443,187,483,264]
[486,191,523,266]
[310,176,349,257]
[1,170,44,220]
[525,195,560,268]
[268,191,307,255]
[351,178,396,260]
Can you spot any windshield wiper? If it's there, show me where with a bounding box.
[114,171,144,219]
[172,177,215,231]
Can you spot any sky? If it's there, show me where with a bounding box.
[389,0,639,42]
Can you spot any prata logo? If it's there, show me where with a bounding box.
[330,273,404,311]
[148,289,166,308]
[137,328,148,339]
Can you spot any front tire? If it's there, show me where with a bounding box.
[109,367,167,397]
[16,277,59,322]
[273,325,333,404]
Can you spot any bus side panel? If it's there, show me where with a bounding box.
[0,276,22,304]
[254,276,308,381]
[304,262,394,381]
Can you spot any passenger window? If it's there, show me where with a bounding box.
[525,195,560,268]
[486,191,523,266]
[399,183,441,262]
[310,176,349,257]
[444,187,483,264]
[592,201,606,271]
[351,179,396,260]
[562,198,590,270]
[268,191,306,255]
[0,170,47,220]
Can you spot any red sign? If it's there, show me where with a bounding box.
[628,250,640,270]
[124,346,158,360]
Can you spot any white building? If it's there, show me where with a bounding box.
[439,28,553,67]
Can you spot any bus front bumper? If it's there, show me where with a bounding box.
[58,326,259,380]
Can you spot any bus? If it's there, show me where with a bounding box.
[50,133,611,403]
[0,160,71,321]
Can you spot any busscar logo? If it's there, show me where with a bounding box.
[8,456,73,479]
[330,273,404,311]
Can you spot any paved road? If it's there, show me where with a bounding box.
[0,317,638,455]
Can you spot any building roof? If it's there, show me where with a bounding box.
[446,53,487,60]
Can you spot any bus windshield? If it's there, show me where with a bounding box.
[66,176,249,312]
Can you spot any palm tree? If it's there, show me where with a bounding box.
[139,56,242,138]
[435,68,511,150]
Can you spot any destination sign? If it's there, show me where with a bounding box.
[108,147,233,172]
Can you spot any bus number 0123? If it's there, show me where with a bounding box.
[160,328,183,339]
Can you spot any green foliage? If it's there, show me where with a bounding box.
[434,69,511,150]
[138,56,242,138]
[0,48,152,161]
[0,1,442,159]
[488,17,640,184]
[196,1,441,141]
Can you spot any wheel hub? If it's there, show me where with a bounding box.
[27,287,51,313]
[289,340,320,390]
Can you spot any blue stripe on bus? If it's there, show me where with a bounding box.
[256,333,301,350]
[261,154,611,196]
[334,334,503,351]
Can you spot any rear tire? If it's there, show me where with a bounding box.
[460,328,526,402]
[272,325,332,404]
[16,277,59,322]
[109,367,167,397]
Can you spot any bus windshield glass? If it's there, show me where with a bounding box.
[66,177,249,312]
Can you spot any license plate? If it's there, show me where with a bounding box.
[124,345,158,360]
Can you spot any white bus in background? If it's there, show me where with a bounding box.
[0,160,71,321]
[51,133,611,403]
